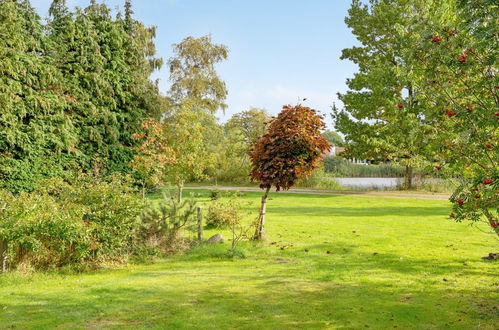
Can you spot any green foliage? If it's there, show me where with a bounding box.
[338,0,498,233]
[323,130,344,147]
[324,156,406,178]
[164,35,229,190]
[167,35,228,115]
[0,0,165,193]
[211,108,271,183]
[0,0,76,192]
[209,189,222,200]
[138,192,198,251]
[0,175,142,270]
[206,198,243,228]
[334,0,432,181]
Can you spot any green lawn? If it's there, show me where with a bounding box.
[1,190,497,329]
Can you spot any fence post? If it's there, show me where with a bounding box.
[197,206,203,242]
[0,238,7,273]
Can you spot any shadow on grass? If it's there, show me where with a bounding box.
[269,205,450,218]
[0,258,496,329]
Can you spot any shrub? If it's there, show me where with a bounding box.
[0,175,142,271]
[209,189,222,200]
[137,193,198,252]
[206,198,243,228]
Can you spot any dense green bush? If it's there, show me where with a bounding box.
[206,198,244,228]
[0,176,142,271]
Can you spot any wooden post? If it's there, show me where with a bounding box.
[197,206,203,242]
[0,238,7,273]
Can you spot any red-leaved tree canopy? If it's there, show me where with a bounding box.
[250,104,330,239]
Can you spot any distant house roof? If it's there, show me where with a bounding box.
[324,145,345,157]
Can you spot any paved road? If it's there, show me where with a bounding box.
[187,185,451,200]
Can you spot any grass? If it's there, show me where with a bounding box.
[1,189,497,329]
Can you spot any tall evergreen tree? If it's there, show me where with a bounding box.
[46,0,164,174]
[0,0,76,192]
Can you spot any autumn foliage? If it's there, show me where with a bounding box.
[250,105,330,190]
[249,104,329,239]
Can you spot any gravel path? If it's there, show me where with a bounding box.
[188,185,451,200]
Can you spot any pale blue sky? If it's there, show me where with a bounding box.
[31,0,358,128]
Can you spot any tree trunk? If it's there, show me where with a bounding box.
[177,181,184,203]
[404,165,413,190]
[254,186,271,240]
[0,238,7,273]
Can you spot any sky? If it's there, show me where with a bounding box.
[30,0,359,128]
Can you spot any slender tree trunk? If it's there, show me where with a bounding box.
[0,238,7,273]
[141,182,146,202]
[404,165,413,190]
[254,186,271,240]
[177,181,184,203]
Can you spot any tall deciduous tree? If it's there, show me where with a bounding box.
[162,106,214,202]
[213,108,271,182]
[394,0,498,237]
[338,0,498,238]
[334,0,434,189]
[167,35,228,115]
[165,35,229,194]
[250,105,330,239]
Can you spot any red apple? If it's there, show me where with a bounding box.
[396,104,404,109]
[485,143,492,149]
[434,165,442,170]
[482,179,494,185]
[458,54,467,63]
[474,194,480,199]
[457,199,464,206]
[445,109,457,117]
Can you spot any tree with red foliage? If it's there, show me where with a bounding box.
[249,105,330,239]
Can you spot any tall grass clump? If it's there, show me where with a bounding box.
[297,168,344,190]
[324,156,406,177]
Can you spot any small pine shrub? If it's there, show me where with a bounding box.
[137,193,198,253]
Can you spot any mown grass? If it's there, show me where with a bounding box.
[0,189,497,329]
